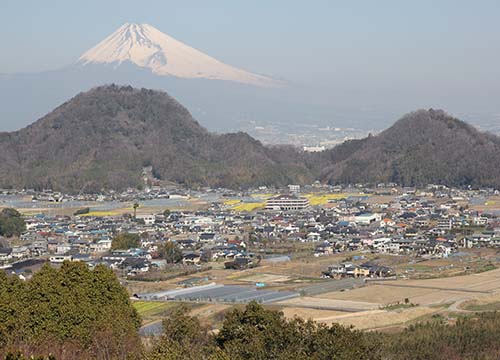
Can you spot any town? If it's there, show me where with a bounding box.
[2,183,500,328]
[2,184,499,271]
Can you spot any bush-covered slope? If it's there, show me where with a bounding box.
[0,85,313,192]
[1,87,499,192]
[320,109,500,187]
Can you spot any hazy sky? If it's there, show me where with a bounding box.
[2,0,500,128]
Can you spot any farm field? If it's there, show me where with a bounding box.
[303,193,349,206]
[317,268,500,307]
[277,296,379,311]
[132,301,180,324]
[231,202,265,212]
[235,273,292,283]
[126,247,500,334]
[321,306,441,330]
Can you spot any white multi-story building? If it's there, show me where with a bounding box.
[303,146,326,153]
[137,214,156,225]
[265,195,309,211]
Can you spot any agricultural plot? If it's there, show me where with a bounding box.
[278,296,379,312]
[231,202,265,212]
[236,273,292,284]
[132,301,180,324]
[80,210,122,217]
[304,193,348,206]
[321,306,440,330]
[318,268,500,307]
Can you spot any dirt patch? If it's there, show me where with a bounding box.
[280,307,346,321]
[278,296,379,311]
[237,273,291,283]
[317,306,439,330]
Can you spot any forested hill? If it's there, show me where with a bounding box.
[319,109,500,188]
[0,85,314,192]
[0,85,499,192]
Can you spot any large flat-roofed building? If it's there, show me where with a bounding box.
[265,195,309,211]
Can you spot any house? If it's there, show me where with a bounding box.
[182,253,201,265]
[199,232,216,242]
[56,243,71,255]
[90,239,112,253]
[11,246,30,259]
[323,263,370,278]
[0,248,13,262]
[360,262,395,277]
[306,232,321,242]
[380,218,396,227]
[354,213,381,225]
[176,239,197,249]
[121,257,150,273]
[314,242,334,257]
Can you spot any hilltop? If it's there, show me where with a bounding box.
[1,86,499,192]
[320,109,500,188]
[0,85,313,192]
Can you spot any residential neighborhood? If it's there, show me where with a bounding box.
[2,183,500,282]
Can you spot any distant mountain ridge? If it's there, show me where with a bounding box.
[0,85,499,192]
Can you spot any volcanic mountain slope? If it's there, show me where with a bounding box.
[319,109,500,188]
[78,23,279,87]
[0,85,313,192]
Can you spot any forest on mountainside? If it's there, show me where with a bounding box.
[1,86,499,192]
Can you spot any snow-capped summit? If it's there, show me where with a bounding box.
[78,23,280,87]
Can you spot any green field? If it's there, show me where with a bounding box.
[132,301,179,320]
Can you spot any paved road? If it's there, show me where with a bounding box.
[139,321,163,337]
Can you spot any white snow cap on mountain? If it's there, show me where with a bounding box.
[78,23,281,87]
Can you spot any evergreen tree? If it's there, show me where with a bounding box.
[111,232,141,250]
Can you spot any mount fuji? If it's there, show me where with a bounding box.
[1,22,305,132]
[78,23,280,87]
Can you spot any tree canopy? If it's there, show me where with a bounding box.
[0,261,141,359]
[111,232,141,250]
[0,208,26,238]
[146,301,380,360]
[157,241,183,264]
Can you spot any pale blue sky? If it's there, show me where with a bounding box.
[2,0,500,127]
[2,1,500,80]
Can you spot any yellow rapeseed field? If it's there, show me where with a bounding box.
[223,199,242,206]
[80,210,122,217]
[304,193,348,206]
[231,202,265,212]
